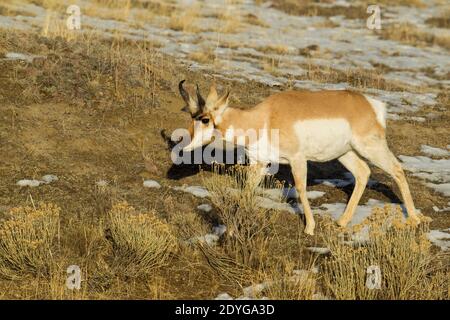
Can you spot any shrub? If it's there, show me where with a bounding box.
[0,203,60,279]
[202,164,282,269]
[321,205,449,300]
[107,202,176,278]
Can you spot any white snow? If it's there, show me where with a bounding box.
[427,229,450,251]
[315,172,378,188]
[317,199,388,226]
[425,183,450,197]
[420,145,450,157]
[259,187,325,200]
[400,155,450,197]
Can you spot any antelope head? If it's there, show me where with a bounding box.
[178,80,230,152]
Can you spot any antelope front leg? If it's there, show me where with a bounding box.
[291,158,315,235]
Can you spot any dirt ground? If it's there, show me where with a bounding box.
[0,0,448,299]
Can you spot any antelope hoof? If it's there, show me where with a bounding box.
[337,218,349,228]
[410,215,421,225]
[304,225,315,236]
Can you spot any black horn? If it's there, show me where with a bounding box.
[196,84,205,108]
[179,80,190,103]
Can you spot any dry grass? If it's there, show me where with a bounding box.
[244,13,269,28]
[167,4,200,33]
[202,165,282,269]
[107,202,177,277]
[426,10,450,29]
[199,164,315,296]
[188,48,217,65]
[0,22,448,299]
[211,8,243,34]
[268,1,367,19]
[41,10,80,41]
[301,63,417,92]
[322,205,449,300]
[259,44,290,55]
[261,57,282,76]
[0,203,60,280]
[381,22,450,50]
[85,1,132,22]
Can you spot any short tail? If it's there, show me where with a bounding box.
[364,95,386,128]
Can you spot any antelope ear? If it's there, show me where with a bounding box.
[181,105,190,113]
[213,90,230,116]
[206,82,218,109]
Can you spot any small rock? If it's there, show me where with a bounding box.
[212,224,227,236]
[16,179,41,187]
[41,174,58,184]
[243,283,268,298]
[174,185,210,198]
[203,234,219,245]
[143,180,161,189]
[215,293,233,300]
[306,247,331,255]
[96,180,108,187]
[197,204,212,213]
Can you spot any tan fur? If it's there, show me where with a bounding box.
[217,90,384,139]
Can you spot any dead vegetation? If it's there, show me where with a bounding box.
[321,206,448,299]
[426,11,450,29]
[267,0,426,19]
[381,22,450,50]
[0,203,60,279]
[106,202,177,277]
[0,0,449,299]
[299,63,419,93]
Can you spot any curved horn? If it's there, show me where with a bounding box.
[196,84,205,108]
[179,80,190,104]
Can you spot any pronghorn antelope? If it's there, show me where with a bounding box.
[178,80,421,235]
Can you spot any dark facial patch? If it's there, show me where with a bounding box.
[194,113,213,125]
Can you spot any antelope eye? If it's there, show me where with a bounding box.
[201,118,210,124]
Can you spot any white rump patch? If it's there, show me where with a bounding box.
[364,95,386,128]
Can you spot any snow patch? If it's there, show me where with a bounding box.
[427,229,450,251]
[420,145,450,157]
